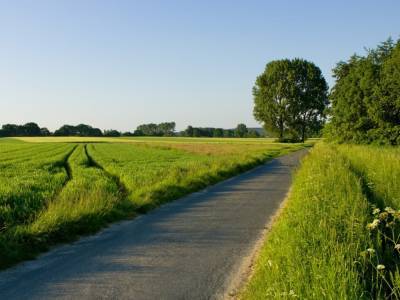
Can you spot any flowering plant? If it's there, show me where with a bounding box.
[360,206,400,297]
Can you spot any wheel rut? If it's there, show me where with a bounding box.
[63,145,77,181]
[84,144,129,198]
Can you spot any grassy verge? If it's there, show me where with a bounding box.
[242,143,400,299]
[242,143,370,299]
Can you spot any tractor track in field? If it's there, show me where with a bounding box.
[62,145,77,181]
[84,144,129,198]
[48,145,77,201]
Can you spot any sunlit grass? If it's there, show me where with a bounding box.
[88,142,305,211]
[242,142,400,299]
[0,138,306,269]
[337,145,400,208]
[242,143,370,299]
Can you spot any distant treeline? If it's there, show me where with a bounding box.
[182,124,262,137]
[0,123,51,137]
[133,122,176,136]
[0,122,264,138]
[0,123,122,137]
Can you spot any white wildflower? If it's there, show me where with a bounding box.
[377,264,385,271]
[367,219,380,230]
[385,207,395,214]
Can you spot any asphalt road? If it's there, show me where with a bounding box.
[0,149,307,300]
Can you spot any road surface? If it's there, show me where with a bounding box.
[0,149,307,300]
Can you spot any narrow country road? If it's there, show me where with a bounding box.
[0,149,307,300]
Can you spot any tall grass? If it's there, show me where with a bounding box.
[242,143,371,299]
[337,145,400,208]
[337,145,400,297]
[243,143,400,299]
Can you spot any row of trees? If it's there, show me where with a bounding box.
[253,58,328,142]
[0,123,123,137]
[0,122,262,138]
[182,124,262,138]
[325,38,400,145]
[0,123,50,137]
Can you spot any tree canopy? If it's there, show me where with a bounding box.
[54,124,103,136]
[326,38,400,145]
[253,58,328,142]
[134,122,176,136]
[182,124,261,138]
[234,123,248,137]
[103,129,121,137]
[0,122,43,137]
[0,123,123,137]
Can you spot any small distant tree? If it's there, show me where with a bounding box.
[104,129,121,137]
[122,131,134,136]
[1,124,19,136]
[185,126,194,137]
[40,127,51,136]
[136,123,159,136]
[247,129,260,138]
[158,122,176,136]
[133,129,144,136]
[235,123,248,137]
[213,128,224,137]
[223,129,234,137]
[54,125,76,136]
[192,128,201,137]
[21,122,41,136]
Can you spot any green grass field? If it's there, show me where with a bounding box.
[0,137,307,269]
[242,143,400,299]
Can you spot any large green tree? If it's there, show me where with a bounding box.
[327,38,400,145]
[253,59,328,142]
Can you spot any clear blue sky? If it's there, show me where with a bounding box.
[1,0,399,131]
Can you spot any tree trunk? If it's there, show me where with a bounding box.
[279,118,284,141]
[301,115,306,143]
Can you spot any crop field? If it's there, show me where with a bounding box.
[242,143,400,299]
[0,137,307,269]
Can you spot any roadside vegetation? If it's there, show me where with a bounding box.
[242,143,400,299]
[243,37,399,299]
[0,138,307,269]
